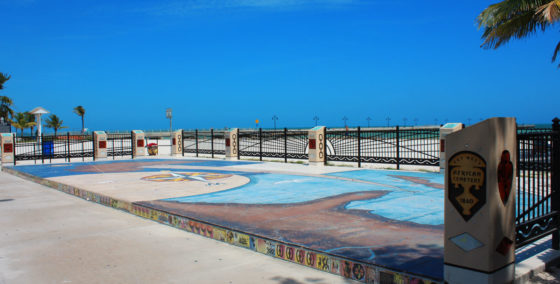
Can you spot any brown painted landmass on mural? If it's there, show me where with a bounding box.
[390,175,444,189]
[138,190,443,274]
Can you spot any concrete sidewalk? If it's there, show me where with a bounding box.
[0,171,356,284]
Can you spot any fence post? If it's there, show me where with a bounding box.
[211,128,214,158]
[308,126,326,166]
[284,128,288,163]
[0,133,15,165]
[552,117,560,249]
[92,133,96,161]
[182,130,185,157]
[33,138,37,164]
[443,117,516,283]
[67,132,71,162]
[237,130,241,160]
[195,129,199,157]
[132,130,146,158]
[324,127,327,166]
[131,131,134,159]
[396,126,400,170]
[41,133,45,164]
[259,128,263,161]
[49,135,52,163]
[357,126,361,168]
[225,128,239,160]
[14,135,17,165]
[170,130,182,157]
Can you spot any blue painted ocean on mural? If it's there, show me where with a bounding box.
[9,159,259,178]
[164,169,445,226]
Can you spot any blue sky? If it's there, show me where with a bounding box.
[1,0,558,132]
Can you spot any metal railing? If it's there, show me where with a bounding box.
[237,128,308,161]
[181,129,225,158]
[515,119,559,248]
[325,126,440,168]
[107,133,133,159]
[13,133,94,164]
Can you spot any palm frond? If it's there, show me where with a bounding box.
[73,105,85,116]
[478,0,548,28]
[0,73,10,90]
[480,11,547,49]
[536,0,560,22]
[553,40,560,67]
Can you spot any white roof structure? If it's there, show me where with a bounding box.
[29,107,50,115]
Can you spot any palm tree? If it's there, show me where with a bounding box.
[0,73,13,123]
[0,73,10,90]
[73,105,86,133]
[11,112,36,137]
[0,96,14,122]
[45,114,67,137]
[25,112,36,136]
[478,0,560,67]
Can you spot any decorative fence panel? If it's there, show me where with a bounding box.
[237,129,308,161]
[326,127,440,168]
[14,134,94,164]
[515,122,559,248]
[181,129,225,157]
[285,130,308,160]
[107,133,133,159]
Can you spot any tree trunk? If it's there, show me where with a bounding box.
[81,116,84,133]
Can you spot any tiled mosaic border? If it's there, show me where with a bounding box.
[2,166,441,284]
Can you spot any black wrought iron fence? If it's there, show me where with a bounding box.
[515,120,559,248]
[236,128,308,161]
[181,129,225,158]
[325,126,440,168]
[13,133,94,164]
[107,133,133,159]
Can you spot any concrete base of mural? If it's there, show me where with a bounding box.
[224,157,238,161]
[444,263,514,284]
[1,159,446,283]
[308,161,325,167]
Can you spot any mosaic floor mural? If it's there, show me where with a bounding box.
[5,159,445,282]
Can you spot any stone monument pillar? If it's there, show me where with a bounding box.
[0,133,14,164]
[225,128,239,160]
[132,130,146,158]
[440,123,464,173]
[308,126,326,166]
[444,117,516,283]
[171,130,182,156]
[94,131,108,160]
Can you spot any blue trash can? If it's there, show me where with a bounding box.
[42,141,54,157]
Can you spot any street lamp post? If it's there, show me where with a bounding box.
[313,116,319,126]
[342,116,348,128]
[272,115,278,130]
[166,108,172,154]
[386,117,391,127]
[366,117,372,128]
[166,108,173,133]
[403,118,408,127]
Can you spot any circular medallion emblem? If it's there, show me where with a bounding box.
[141,172,232,182]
